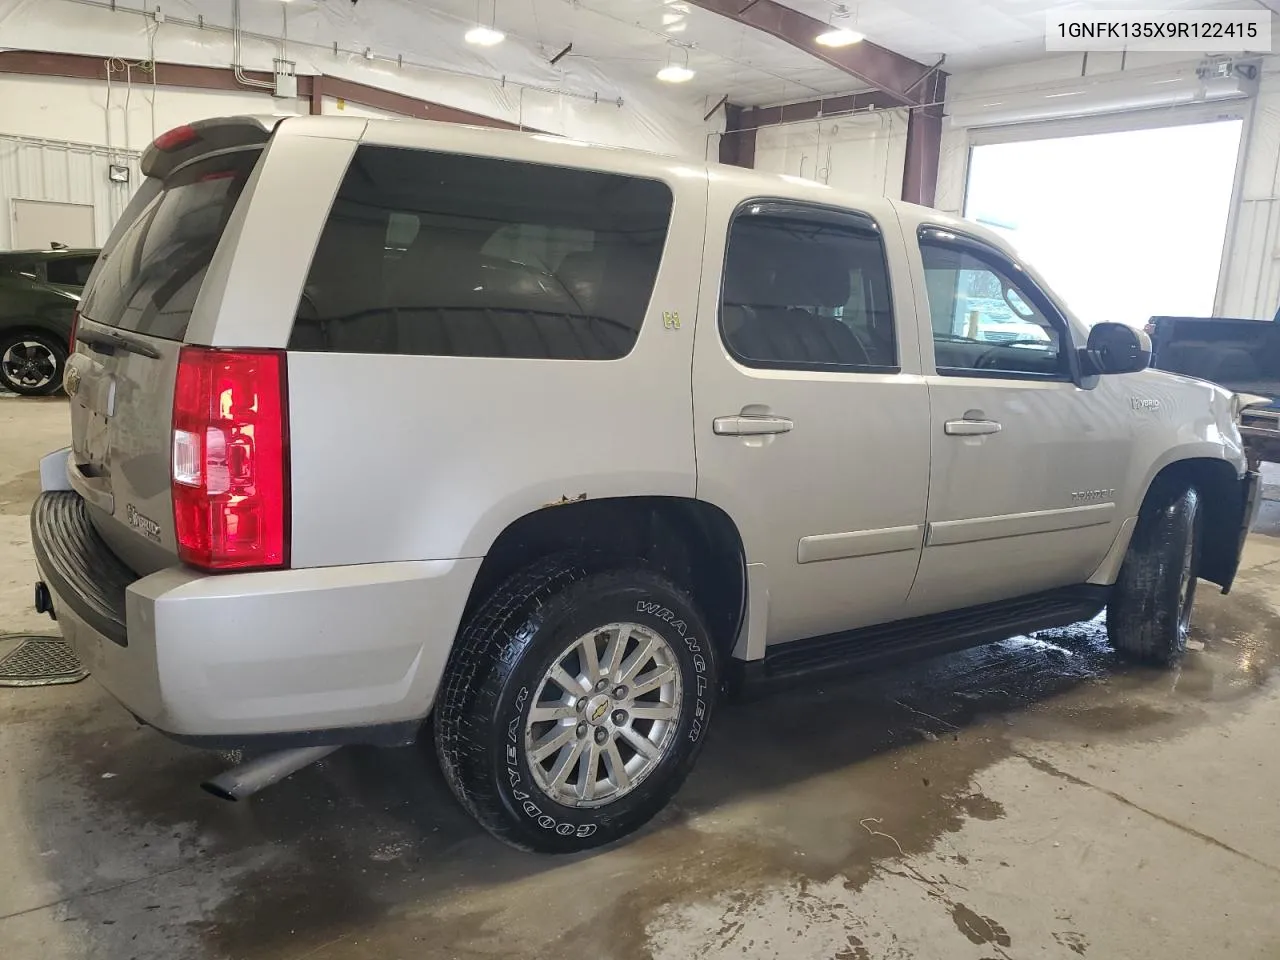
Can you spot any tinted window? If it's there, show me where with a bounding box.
[79,152,257,340]
[290,145,673,360]
[720,208,896,371]
[920,239,1067,379]
[45,255,96,287]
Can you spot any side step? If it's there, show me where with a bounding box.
[734,584,1109,697]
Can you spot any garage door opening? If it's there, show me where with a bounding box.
[964,117,1244,328]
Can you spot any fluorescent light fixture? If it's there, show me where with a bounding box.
[815,27,864,47]
[465,25,505,46]
[657,64,695,83]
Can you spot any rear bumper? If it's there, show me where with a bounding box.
[31,490,480,744]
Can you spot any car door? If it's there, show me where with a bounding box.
[904,224,1132,616]
[693,196,931,647]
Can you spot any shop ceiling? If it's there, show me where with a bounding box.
[10,1,1253,110]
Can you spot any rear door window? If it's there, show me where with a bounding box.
[290,145,673,360]
[79,152,257,341]
[720,205,897,371]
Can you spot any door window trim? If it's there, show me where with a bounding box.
[718,198,902,375]
[918,225,1080,383]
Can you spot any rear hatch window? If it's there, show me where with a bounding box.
[69,148,262,575]
[79,152,256,339]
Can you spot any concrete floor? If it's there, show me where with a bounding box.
[4,397,1280,960]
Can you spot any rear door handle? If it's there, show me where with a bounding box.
[944,419,1002,436]
[713,415,794,436]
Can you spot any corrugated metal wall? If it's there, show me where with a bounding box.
[1220,77,1280,320]
[0,135,139,250]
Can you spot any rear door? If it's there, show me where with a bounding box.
[692,196,931,646]
[66,128,269,574]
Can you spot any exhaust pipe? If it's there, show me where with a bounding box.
[201,745,339,801]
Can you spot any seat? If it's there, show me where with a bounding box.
[722,230,869,367]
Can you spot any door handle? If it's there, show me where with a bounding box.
[944,419,1002,436]
[713,415,794,436]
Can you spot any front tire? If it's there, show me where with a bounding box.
[1107,480,1202,666]
[434,555,719,853]
[0,331,66,396]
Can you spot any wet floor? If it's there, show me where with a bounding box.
[4,401,1280,959]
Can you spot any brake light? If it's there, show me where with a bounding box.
[172,347,289,571]
[153,124,198,152]
[69,310,79,354]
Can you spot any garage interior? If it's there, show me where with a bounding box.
[4,1,1280,957]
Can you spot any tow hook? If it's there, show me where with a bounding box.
[33,581,56,620]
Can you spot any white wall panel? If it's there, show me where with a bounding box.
[0,0,719,160]
[0,136,139,250]
[753,110,909,199]
[1220,76,1280,319]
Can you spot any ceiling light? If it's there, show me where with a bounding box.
[815,27,864,47]
[657,64,695,83]
[662,13,682,25]
[465,25,505,46]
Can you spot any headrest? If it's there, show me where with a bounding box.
[556,251,604,312]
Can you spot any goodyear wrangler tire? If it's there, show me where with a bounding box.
[434,555,719,853]
[1107,480,1203,667]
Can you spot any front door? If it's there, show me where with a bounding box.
[906,226,1132,615]
[693,196,931,647]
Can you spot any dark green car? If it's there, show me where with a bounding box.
[0,247,99,395]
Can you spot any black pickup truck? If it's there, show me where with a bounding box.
[1146,314,1280,462]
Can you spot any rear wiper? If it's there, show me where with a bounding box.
[76,327,161,359]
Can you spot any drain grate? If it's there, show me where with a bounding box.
[0,635,88,686]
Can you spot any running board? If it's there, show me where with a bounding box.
[732,584,1110,697]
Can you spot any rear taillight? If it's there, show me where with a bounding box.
[172,347,289,571]
[69,310,79,354]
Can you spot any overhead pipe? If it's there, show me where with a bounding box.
[232,0,274,90]
[201,745,339,801]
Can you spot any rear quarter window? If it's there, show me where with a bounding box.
[289,145,674,360]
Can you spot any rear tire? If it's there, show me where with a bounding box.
[434,554,719,853]
[1107,480,1202,666]
[0,331,66,396]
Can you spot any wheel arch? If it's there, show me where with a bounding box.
[460,496,748,663]
[1142,456,1247,591]
[0,322,68,346]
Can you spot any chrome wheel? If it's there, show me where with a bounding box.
[1,339,58,391]
[524,622,682,808]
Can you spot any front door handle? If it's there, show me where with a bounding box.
[944,419,1002,436]
[714,415,794,436]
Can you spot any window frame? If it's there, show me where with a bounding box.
[718,198,901,375]
[917,225,1080,384]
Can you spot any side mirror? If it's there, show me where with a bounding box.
[1082,322,1151,375]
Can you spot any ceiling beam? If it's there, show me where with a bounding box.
[684,0,940,106]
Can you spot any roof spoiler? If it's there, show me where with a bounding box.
[140,115,285,180]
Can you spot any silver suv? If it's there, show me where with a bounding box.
[30,116,1260,853]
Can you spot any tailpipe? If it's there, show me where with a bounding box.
[201,745,339,802]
